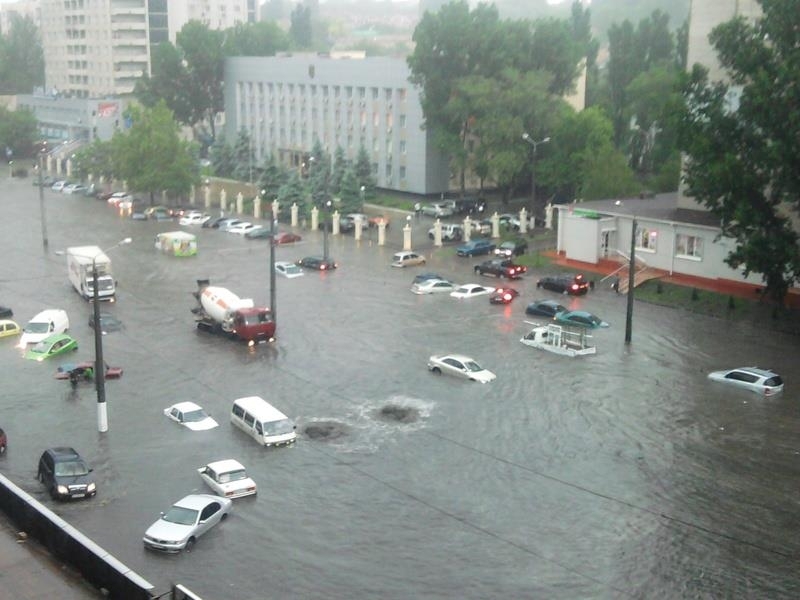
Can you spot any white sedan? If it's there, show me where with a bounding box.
[450,283,496,299]
[427,354,496,383]
[179,212,210,226]
[198,459,257,499]
[708,367,784,396]
[143,494,232,553]
[411,278,455,294]
[163,401,219,431]
[275,261,304,279]
[227,222,261,235]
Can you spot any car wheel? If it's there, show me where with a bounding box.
[474,267,480,274]
[428,233,434,240]
[221,513,229,521]
[185,537,196,552]
[36,470,43,482]
[536,282,542,288]
[562,290,568,295]
[431,367,441,375]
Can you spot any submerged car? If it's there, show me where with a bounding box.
[412,273,444,285]
[143,493,232,553]
[536,274,590,296]
[273,232,302,244]
[489,287,519,304]
[708,367,784,396]
[411,278,455,295]
[427,354,496,383]
[88,312,123,334]
[0,319,21,338]
[450,284,495,299]
[456,239,496,257]
[25,333,78,361]
[55,361,123,382]
[391,251,426,268]
[37,447,96,500]
[555,310,609,329]
[525,300,568,318]
[297,256,337,271]
[275,261,304,279]
[163,401,219,431]
[198,459,257,499]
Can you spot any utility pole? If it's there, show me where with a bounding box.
[625,217,636,344]
[37,151,49,250]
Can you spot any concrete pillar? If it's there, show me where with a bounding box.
[161,190,167,204]
[310,206,318,230]
[519,207,528,234]
[545,203,554,230]
[220,189,228,212]
[378,221,386,246]
[403,223,412,251]
[236,192,244,215]
[272,200,279,223]
[254,196,261,219]
[88,173,94,184]
[332,211,340,235]
[66,159,72,177]
[491,212,501,238]
[463,216,472,242]
[292,203,300,228]
[47,156,53,172]
[354,219,363,241]
[433,219,442,247]
[190,185,196,204]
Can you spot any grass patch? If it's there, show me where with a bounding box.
[370,195,416,211]
[634,280,760,319]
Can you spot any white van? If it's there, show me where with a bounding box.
[230,396,296,447]
[19,309,70,346]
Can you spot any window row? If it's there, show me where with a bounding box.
[634,227,704,259]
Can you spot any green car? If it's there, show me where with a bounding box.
[25,333,78,361]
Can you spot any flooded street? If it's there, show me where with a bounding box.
[1,177,799,598]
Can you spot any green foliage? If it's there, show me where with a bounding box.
[72,140,115,182]
[308,140,332,209]
[257,154,288,203]
[0,107,38,158]
[289,4,313,49]
[579,145,639,200]
[337,168,363,214]
[0,15,44,94]
[330,146,347,194]
[679,0,800,303]
[277,171,307,218]
[232,128,254,182]
[111,102,199,204]
[354,145,376,200]
[209,135,235,178]
[222,21,289,56]
[135,43,194,125]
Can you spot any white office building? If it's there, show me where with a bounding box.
[224,54,450,195]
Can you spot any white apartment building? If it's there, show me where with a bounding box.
[0,0,40,35]
[37,0,255,99]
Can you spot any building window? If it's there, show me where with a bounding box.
[371,87,379,99]
[399,114,406,128]
[635,226,657,252]
[399,140,406,155]
[385,163,392,178]
[676,234,703,259]
[400,166,406,180]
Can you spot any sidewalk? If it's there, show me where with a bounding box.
[0,512,102,599]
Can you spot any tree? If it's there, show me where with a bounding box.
[276,171,307,219]
[330,146,347,195]
[72,140,115,184]
[209,135,235,178]
[232,128,254,183]
[289,4,313,49]
[0,107,38,159]
[337,167,362,214]
[134,43,194,125]
[177,22,226,140]
[257,154,288,203]
[307,140,332,209]
[354,145,376,201]
[0,15,44,94]
[112,102,198,205]
[679,0,800,303]
[222,21,289,56]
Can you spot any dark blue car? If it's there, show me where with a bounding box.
[456,239,496,257]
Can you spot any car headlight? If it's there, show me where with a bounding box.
[57,485,68,495]
[87,482,96,492]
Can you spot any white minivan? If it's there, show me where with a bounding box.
[230,396,296,447]
[18,309,70,347]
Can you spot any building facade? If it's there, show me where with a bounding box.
[16,93,122,143]
[224,54,450,195]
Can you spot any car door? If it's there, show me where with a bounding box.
[170,408,183,423]
[198,501,222,535]
[442,357,466,378]
[433,281,452,293]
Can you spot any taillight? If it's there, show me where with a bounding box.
[320,265,326,270]
[571,284,578,290]
[503,293,512,301]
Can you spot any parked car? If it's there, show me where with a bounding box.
[275,261,304,278]
[163,401,219,431]
[273,232,302,244]
[708,367,784,396]
[391,251,426,268]
[107,192,133,206]
[536,274,590,295]
[346,213,370,229]
[143,494,232,553]
[525,300,568,318]
[428,223,463,242]
[216,218,244,231]
[411,278,455,295]
[55,361,123,382]
[62,183,87,195]
[421,202,454,218]
[498,214,522,231]
[203,216,227,229]
[473,258,526,279]
[88,312,123,333]
[145,206,173,221]
[227,222,261,235]
[456,239,496,257]
[412,273,444,285]
[450,284,495,299]
[179,212,210,226]
[0,305,12,319]
[25,333,78,361]
[37,447,96,500]
[51,180,68,192]
[494,239,528,257]
[556,310,609,329]
[453,197,485,215]
[198,459,257,499]
[0,319,20,338]
[297,256,337,271]
[427,354,496,383]
[489,287,519,304]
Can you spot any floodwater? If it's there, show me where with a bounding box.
[1,177,799,599]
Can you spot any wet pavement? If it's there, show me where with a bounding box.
[1,176,800,598]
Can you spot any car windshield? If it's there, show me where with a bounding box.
[54,460,89,477]
[455,287,469,294]
[24,322,49,333]
[182,409,208,422]
[284,265,302,274]
[263,418,295,436]
[242,312,273,326]
[29,341,50,353]
[162,506,199,526]
[218,469,248,483]
[765,376,783,386]
[98,279,114,291]
[464,361,484,372]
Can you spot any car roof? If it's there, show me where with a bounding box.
[171,401,202,412]
[439,354,475,362]
[44,447,81,460]
[42,333,72,343]
[30,309,67,321]
[729,366,779,377]
[206,459,246,473]
[174,493,222,510]
[275,261,297,267]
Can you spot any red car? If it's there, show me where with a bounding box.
[489,287,520,304]
[55,362,123,383]
[274,232,302,244]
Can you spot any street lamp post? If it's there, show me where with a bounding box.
[322,199,332,261]
[93,238,132,433]
[37,150,49,249]
[625,217,636,344]
[263,190,277,321]
[522,133,550,217]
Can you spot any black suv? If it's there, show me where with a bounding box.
[297,256,338,271]
[536,274,590,296]
[494,239,528,257]
[37,447,96,500]
[474,259,526,279]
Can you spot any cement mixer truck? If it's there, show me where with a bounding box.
[191,279,275,344]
